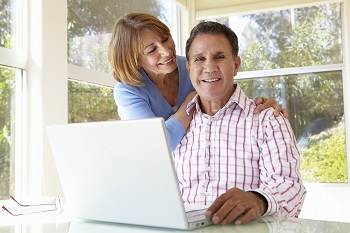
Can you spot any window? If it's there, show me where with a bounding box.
[68,80,119,123]
[67,0,177,122]
[207,2,346,183]
[0,0,25,200]
[1,0,14,49]
[0,66,17,200]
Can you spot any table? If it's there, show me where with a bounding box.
[0,211,349,233]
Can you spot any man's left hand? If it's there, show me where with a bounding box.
[205,188,267,225]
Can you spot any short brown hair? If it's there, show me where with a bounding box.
[186,21,239,60]
[108,12,171,86]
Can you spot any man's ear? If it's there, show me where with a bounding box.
[233,56,241,76]
[186,60,190,73]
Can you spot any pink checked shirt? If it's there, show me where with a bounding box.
[172,84,306,217]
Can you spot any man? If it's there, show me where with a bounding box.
[172,21,306,226]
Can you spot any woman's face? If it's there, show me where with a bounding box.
[138,29,177,77]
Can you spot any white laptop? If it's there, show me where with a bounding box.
[46,118,212,230]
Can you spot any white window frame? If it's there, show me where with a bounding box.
[0,0,27,198]
[26,0,67,197]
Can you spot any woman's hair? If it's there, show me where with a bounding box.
[185,21,239,60]
[108,12,171,86]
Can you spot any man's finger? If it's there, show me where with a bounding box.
[234,209,260,225]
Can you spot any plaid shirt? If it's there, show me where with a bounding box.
[172,84,306,217]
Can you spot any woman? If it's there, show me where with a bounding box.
[108,12,286,151]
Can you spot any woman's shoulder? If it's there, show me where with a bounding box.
[176,55,186,66]
[114,77,156,99]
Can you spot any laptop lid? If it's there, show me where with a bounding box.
[47,118,190,230]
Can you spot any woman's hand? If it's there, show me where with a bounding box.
[254,97,288,118]
[172,91,197,130]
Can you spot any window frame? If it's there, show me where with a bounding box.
[0,0,27,199]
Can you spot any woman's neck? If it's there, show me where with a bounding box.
[149,70,179,107]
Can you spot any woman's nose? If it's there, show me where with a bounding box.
[158,44,172,56]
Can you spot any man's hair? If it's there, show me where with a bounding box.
[185,21,239,60]
[108,12,171,86]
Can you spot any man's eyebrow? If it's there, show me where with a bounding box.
[192,52,204,58]
[192,51,224,58]
[215,51,225,55]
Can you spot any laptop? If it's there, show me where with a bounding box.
[46,118,212,230]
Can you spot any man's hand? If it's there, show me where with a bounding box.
[205,188,268,225]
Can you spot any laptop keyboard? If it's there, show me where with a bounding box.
[186,209,208,222]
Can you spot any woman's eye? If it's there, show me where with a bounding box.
[147,47,156,54]
[162,37,169,43]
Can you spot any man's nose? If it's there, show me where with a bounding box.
[203,60,218,73]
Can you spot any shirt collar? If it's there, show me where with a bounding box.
[186,83,251,118]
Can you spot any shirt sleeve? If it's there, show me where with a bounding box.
[251,111,307,217]
[114,84,186,152]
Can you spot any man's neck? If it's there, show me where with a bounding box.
[199,84,236,116]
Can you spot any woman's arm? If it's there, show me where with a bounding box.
[170,91,196,131]
[114,84,189,151]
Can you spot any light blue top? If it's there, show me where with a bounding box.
[114,55,194,151]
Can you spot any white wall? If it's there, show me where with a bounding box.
[27,0,67,197]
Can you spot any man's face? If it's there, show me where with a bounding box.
[186,34,240,105]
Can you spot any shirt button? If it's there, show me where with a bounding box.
[204,192,210,196]
[207,166,211,171]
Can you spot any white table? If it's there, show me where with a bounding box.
[0,210,349,233]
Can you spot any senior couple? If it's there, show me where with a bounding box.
[108,13,306,226]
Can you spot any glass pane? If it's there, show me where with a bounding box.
[67,0,175,73]
[209,3,342,70]
[0,66,17,200]
[68,80,119,123]
[0,0,15,49]
[237,71,347,183]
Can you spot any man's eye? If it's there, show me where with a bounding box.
[194,57,204,62]
[162,37,169,43]
[216,55,225,59]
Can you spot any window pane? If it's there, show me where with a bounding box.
[0,0,22,50]
[0,66,17,200]
[67,0,175,73]
[0,0,13,49]
[237,71,347,183]
[68,80,119,123]
[210,3,342,70]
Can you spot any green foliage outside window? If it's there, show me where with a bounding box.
[68,81,119,123]
[0,67,15,200]
[300,122,347,183]
[0,0,16,200]
[231,3,347,183]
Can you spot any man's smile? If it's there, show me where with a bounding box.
[202,78,221,83]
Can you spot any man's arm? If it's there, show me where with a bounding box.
[205,112,306,225]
